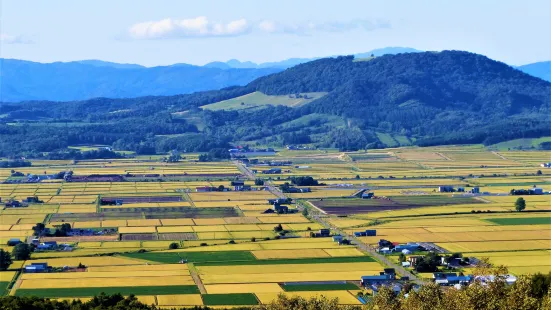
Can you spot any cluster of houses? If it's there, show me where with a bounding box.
[259,168,282,174]
[282,187,311,193]
[266,198,295,214]
[377,239,424,255]
[286,145,315,150]
[332,235,352,245]
[229,147,276,157]
[433,272,517,287]
[439,186,480,194]
[3,196,43,208]
[31,240,73,251]
[510,186,545,195]
[195,180,260,192]
[310,228,332,238]
[360,268,414,296]
[354,229,377,237]
[240,159,292,167]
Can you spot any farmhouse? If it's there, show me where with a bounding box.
[438,186,454,193]
[230,180,251,191]
[433,272,473,286]
[354,229,377,237]
[261,168,282,174]
[272,204,289,213]
[362,192,374,199]
[24,263,49,273]
[360,269,396,287]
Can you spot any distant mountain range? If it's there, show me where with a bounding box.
[0,47,549,102]
[0,59,280,102]
[206,47,424,69]
[516,61,551,82]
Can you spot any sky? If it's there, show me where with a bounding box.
[1,0,550,67]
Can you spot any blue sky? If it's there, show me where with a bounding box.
[1,0,550,66]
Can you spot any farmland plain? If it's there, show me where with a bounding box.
[0,145,550,306]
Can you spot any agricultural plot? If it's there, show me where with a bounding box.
[2,145,550,303]
[201,91,327,111]
[310,195,481,215]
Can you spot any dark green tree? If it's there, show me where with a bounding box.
[12,243,32,260]
[515,197,526,212]
[0,249,12,271]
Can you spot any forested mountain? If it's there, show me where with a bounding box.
[517,61,551,82]
[0,59,281,102]
[1,51,550,157]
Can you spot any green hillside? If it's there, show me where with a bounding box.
[488,137,551,150]
[201,91,327,111]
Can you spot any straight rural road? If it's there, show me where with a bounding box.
[233,160,423,284]
[310,212,424,285]
[233,160,286,198]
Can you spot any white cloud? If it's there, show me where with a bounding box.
[257,19,391,35]
[128,16,250,39]
[0,33,34,44]
[127,17,390,40]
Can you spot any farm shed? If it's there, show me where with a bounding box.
[24,263,49,273]
[7,238,22,246]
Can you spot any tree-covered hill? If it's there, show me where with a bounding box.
[1,51,550,156]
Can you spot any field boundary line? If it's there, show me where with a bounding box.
[435,152,452,160]
[188,263,207,294]
[182,192,196,208]
[305,201,327,215]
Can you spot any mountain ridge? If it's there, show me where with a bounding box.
[1,50,550,156]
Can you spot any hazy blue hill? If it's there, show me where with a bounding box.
[73,60,145,69]
[517,61,551,82]
[0,58,280,102]
[203,61,232,69]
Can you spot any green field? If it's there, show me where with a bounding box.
[202,293,259,306]
[486,217,551,225]
[0,282,9,296]
[195,256,375,266]
[14,285,199,297]
[376,132,399,147]
[123,251,257,264]
[489,137,551,150]
[282,283,359,292]
[201,91,327,111]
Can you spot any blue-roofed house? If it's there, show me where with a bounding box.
[24,263,49,273]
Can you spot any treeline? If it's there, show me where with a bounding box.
[0,160,31,168]
[0,271,549,309]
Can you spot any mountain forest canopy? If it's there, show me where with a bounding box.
[1,50,550,157]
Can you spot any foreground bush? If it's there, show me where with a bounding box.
[0,271,549,309]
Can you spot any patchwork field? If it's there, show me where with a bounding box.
[1,146,550,305]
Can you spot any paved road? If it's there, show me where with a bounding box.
[233,161,255,180]
[233,161,286,199]
[310,212,423,285]
[249,170,425,285]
